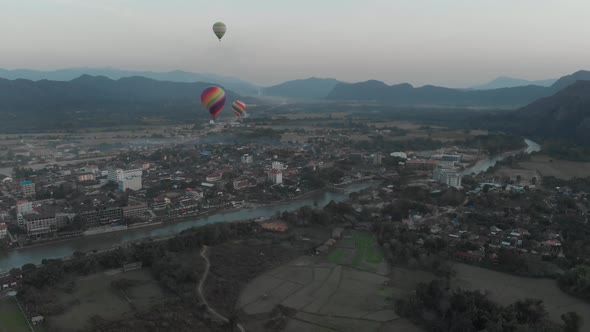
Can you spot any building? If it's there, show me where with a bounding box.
[23,214,57,237]
[80,165,99,175]
[405,159,438,170]
[206,171,224,182]
[241,154,253,164]
[151,196,171,211]
[268,169,283,184]
[0,223,7,239]
[233,177,250,190]
[373,153,383,166]
[115,169,143,192]
[391,152,408,160]
[272,161,284,170]
[108,168,124,182]
[21,180,36,197]
[122,204,150,219]
[433,167,462,188]
[77,172,96,182]
[439,154,462,162]
[80,207,123,227]
[16,200,33,215]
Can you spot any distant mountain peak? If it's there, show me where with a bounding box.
[471,76,556,90]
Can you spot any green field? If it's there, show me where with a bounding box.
[327,248,347,264]
[352,231,384,266]
[0,298,31,332]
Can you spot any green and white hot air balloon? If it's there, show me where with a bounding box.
[212,22,226,41]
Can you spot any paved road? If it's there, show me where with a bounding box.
[198,246,246,332]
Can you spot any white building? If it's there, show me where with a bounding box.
[241,154,253,164]
[391,152,408,160]
[433,167,462,188]
[272,161,284,170]
[268,169,283,184]
[114,168,143,192]
[16,200,33,215]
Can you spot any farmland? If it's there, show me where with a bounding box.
[519,154,590,180]
[452,263,590,323]
[46,269,171,332]
[237,230,422,331]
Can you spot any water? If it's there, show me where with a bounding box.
[461,139,541,176]
[0,182,374,271]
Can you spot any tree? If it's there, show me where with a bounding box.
[562,311,582,332]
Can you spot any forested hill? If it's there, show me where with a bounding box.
[512,80,590,145]
[0,75,240,131]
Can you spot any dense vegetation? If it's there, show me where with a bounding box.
[397,280,576,332]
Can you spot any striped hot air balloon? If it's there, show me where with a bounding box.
[232,100,247,118]
[201,86,226,120]
[212,22,226,41]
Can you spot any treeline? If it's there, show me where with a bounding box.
[459,134,525,155]
[396,280,578,332]
[17,221,260,317]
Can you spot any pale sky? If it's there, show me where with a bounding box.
[2,0,590,87]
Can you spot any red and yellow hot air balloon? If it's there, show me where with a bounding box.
[232,100,247,118]
[201,86,226,120]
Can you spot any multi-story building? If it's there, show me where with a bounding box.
[433,167,462,188]
[16,200,33,215]
[80,206,123,227]
[151,196,171,211]
[21,180,36,198]
[0,223,7,239]
[405,159,438,171]
[271,161,284,170]
[373,153,383,166]
[24,214,57,238]
[122,204,150,219]
[241,154,253,164]
[268,169,283,185]
[113,168,143,192]
[77,173,96,182]
[233,177,250,190]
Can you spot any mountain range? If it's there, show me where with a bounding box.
[470,76,557,90]
[262,78,343,99]
[327,70,590,108]
[0,75,240,131]
[0,68,259,96]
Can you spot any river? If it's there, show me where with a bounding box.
[0,182,374,272]
[461,139,541,176]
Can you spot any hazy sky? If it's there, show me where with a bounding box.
[2,0,590,87]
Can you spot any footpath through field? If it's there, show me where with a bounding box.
[197,246,246,332]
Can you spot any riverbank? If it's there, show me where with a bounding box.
[0,182,376,272]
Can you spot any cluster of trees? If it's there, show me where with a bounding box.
[459,134,525,155]
[380,224,452,277]
[543,139,590,162]
[558,265,590,300]
[396,280,579,332]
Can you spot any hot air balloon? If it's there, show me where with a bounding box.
[232,100,247,118]
[201,86,226,121]
[212,22,226,41]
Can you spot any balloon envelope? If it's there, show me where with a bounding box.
[201,86,226,120]
[232,100,247,118]
[212,22,226,41]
